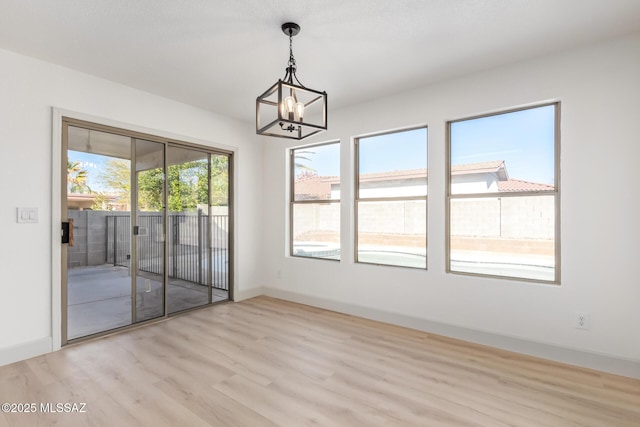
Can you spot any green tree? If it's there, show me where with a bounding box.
[137,167,164,211]
[99,159,131,208]
[90,193,111,211]
[210,155,228,206]
[96,156,230,212]
[168,159,210,211]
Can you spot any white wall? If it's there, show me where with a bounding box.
[261,33,640,376]
[0,49,264,364]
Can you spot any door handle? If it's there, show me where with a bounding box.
[61,218,74,247]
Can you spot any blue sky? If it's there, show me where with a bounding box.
[296,105,555,185]
[359,128,428,175]
[68,150,125,192]
[294,127,427,177]
[293,143,340,177]
[451,105,556,184]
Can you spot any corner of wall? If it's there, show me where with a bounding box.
[0,337,52,367]
[233,286,266,302]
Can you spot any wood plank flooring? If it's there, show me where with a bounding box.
[1,296,638,426]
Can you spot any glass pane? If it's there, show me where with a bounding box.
[357,200,426,269]
[210,154,230,302]
[135,139,165,322]
[450,105,555,195]
[292,203,340,260]
[66,126,133,339]
[449,195,555,281]
[211,154,229,206]
[293,142,340,201]
[358,128,427,198]
[167,146,210,313]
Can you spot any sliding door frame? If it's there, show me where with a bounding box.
[57,113,234,347]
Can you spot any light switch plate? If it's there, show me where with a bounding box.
[17,207,38,223]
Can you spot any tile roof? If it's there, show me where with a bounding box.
[351,161,507,182]
[497,179,554,192]
[294,161,552,193]
[450,160,505,175]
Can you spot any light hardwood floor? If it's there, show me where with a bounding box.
[1,296,639,426]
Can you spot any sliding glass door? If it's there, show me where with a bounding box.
[62,119,232,344]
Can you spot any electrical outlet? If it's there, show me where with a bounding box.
[576,312,590,330]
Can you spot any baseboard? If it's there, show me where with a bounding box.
[234,286,266,302]
[0,337,52,367]
[5,291,636,379]
[263,288,640,379]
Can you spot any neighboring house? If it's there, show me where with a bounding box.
[293,172,337,200]
[67,193,98,210]
[294,160,553,199]
[293,160,555,254]
[67,193,124,211]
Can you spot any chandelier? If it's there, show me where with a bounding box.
[256,22,327,140]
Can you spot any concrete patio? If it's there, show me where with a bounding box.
[67,265,228,340]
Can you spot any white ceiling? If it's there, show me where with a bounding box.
[2,0,640,123]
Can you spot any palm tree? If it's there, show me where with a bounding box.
[67,161,91,193]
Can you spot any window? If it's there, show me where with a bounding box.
[355,127,428,268]
[290,142,340,260]
[447,103,559,283]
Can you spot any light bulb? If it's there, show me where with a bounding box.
[295,101,305,121]
[283,96,295,119]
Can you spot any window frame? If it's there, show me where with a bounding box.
[289,140,341,261]
[445,102,561,284]
[354,126,428,269]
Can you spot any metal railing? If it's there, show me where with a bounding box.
[106,213,229,290]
